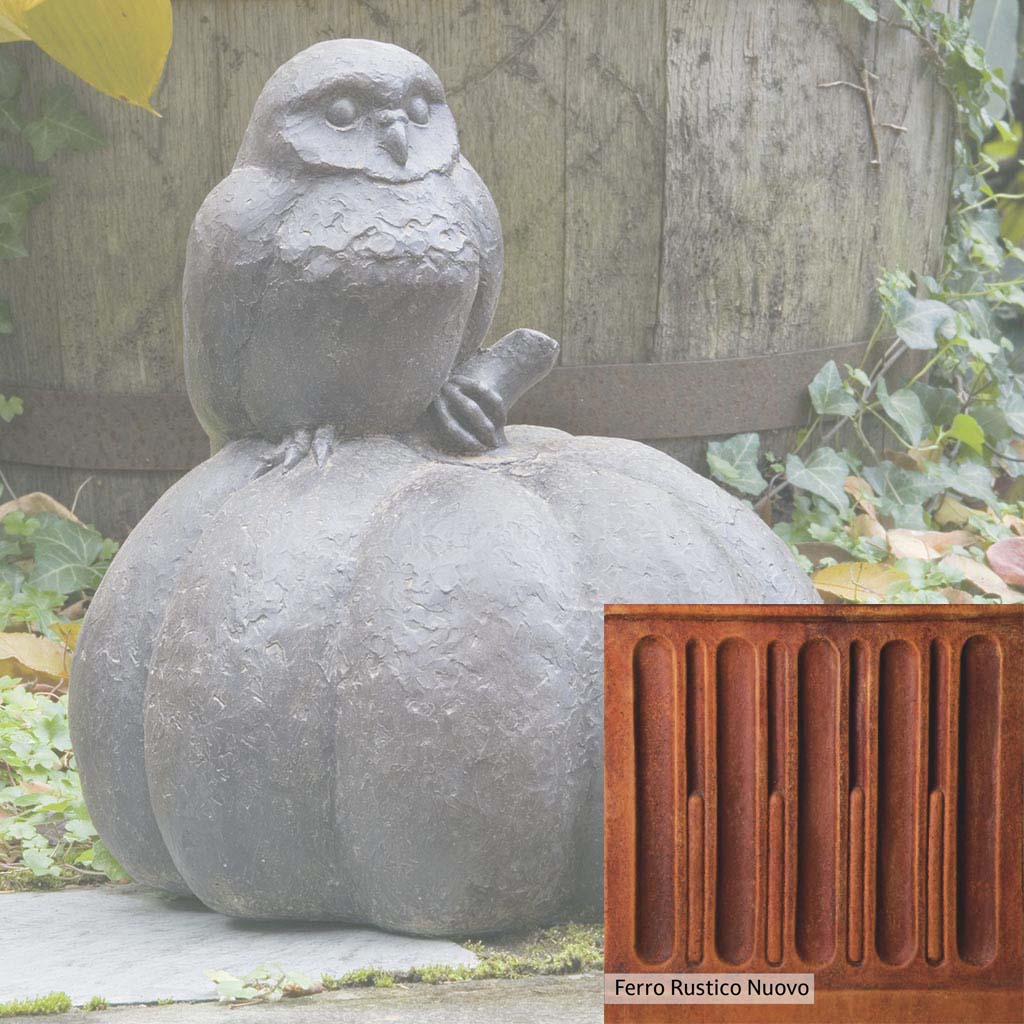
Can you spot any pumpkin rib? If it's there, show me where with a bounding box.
[329,455,591,934]
[143,438,431,920]
[70,439,274,895]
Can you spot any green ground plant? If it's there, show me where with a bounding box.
[0,992,72,1018]
[0,495,123,887]
[709,0,1024,604]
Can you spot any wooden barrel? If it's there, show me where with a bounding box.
[0,0,955,537]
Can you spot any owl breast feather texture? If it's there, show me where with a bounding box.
[183,38,554,460]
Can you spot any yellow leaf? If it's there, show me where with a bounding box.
[0,1,32,41]
[0,630,68,684]
[51,620,81,650]
[812,561,907,604]
[6,0,172,112]
[886,528,976,561]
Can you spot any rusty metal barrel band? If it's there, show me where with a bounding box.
[0,343,863,471]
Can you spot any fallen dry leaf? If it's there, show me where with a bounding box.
[0,632,69,687]
[934,494,974,527]
[797,542,851,566]
[813,561,908,604]
[940,554,1024,603]
[850,513,887,543]
[844,476,877,515]
[1001,514,1024,537]
[883,447,930,472]
[0,492,80,524]
[986,537,1024,587]
[50,621,82,651]
[886,528,976,560]
[936,588,976,605]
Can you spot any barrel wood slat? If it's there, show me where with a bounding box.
[1,1,955,536]
[605,605,1023,1024]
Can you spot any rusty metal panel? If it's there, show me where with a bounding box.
[605,605,1024,1024]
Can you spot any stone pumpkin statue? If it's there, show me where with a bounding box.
[69,39,817,937]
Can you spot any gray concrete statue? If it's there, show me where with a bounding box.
[69,39,817,937]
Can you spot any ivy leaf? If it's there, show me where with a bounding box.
[890,292,956,350]
[0,297,11,334]
[786,447,850,511]
[0,168,54,212]
[948,413,985,454]
[0,97,25,136]
[706,432,767,496]
[0,224,28,259]
[926,460,1000,511]
[862,460,946,506]
[876,379,929,445]
[972,403,1011,443]
[808,360,858,417]
[22,85,105,162]
[842,0,878,21]
[25,513,106,597]
[1001,390,1024,434]
[910,381,960,428]
[0,168,52,259]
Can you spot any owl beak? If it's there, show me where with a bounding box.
[380,121,409,166]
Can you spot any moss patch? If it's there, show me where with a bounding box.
[322,922,603,991]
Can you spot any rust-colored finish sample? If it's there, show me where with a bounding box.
[605,606,1023,1024]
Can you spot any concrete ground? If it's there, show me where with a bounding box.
[5,975,603,1024]
[0,885,603,1023]
[0,886,474,1005]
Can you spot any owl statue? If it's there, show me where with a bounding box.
[183,38,549,466]
[70,38,818,938]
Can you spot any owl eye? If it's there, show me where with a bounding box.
[326,97,358,129]
[407,95,429,126]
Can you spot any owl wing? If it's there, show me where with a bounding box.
[183,165,295,449]
[452,156,504,364]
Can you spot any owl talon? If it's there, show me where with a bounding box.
[427,379,506,455]
[253,428,322,477]
[441,381,503,448]
[281,429,312,471]
[428,393,489,454]
[312,424,335,467]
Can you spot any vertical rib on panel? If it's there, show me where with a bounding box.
[715,638,757,965]
[957,636,999,967]
[766,642,787,966]
[685,640,705,965]
[876,641,919,966]
[633,635,676,964]
[848,640,868,964]
[796,639,839,965]
[927,639,950,965]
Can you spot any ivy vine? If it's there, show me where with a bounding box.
[708,0,1024,603]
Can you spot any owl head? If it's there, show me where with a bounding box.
[235,39,459,182]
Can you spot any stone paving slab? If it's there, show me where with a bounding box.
[6,975,602,1024]
[0,886,477,1006]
